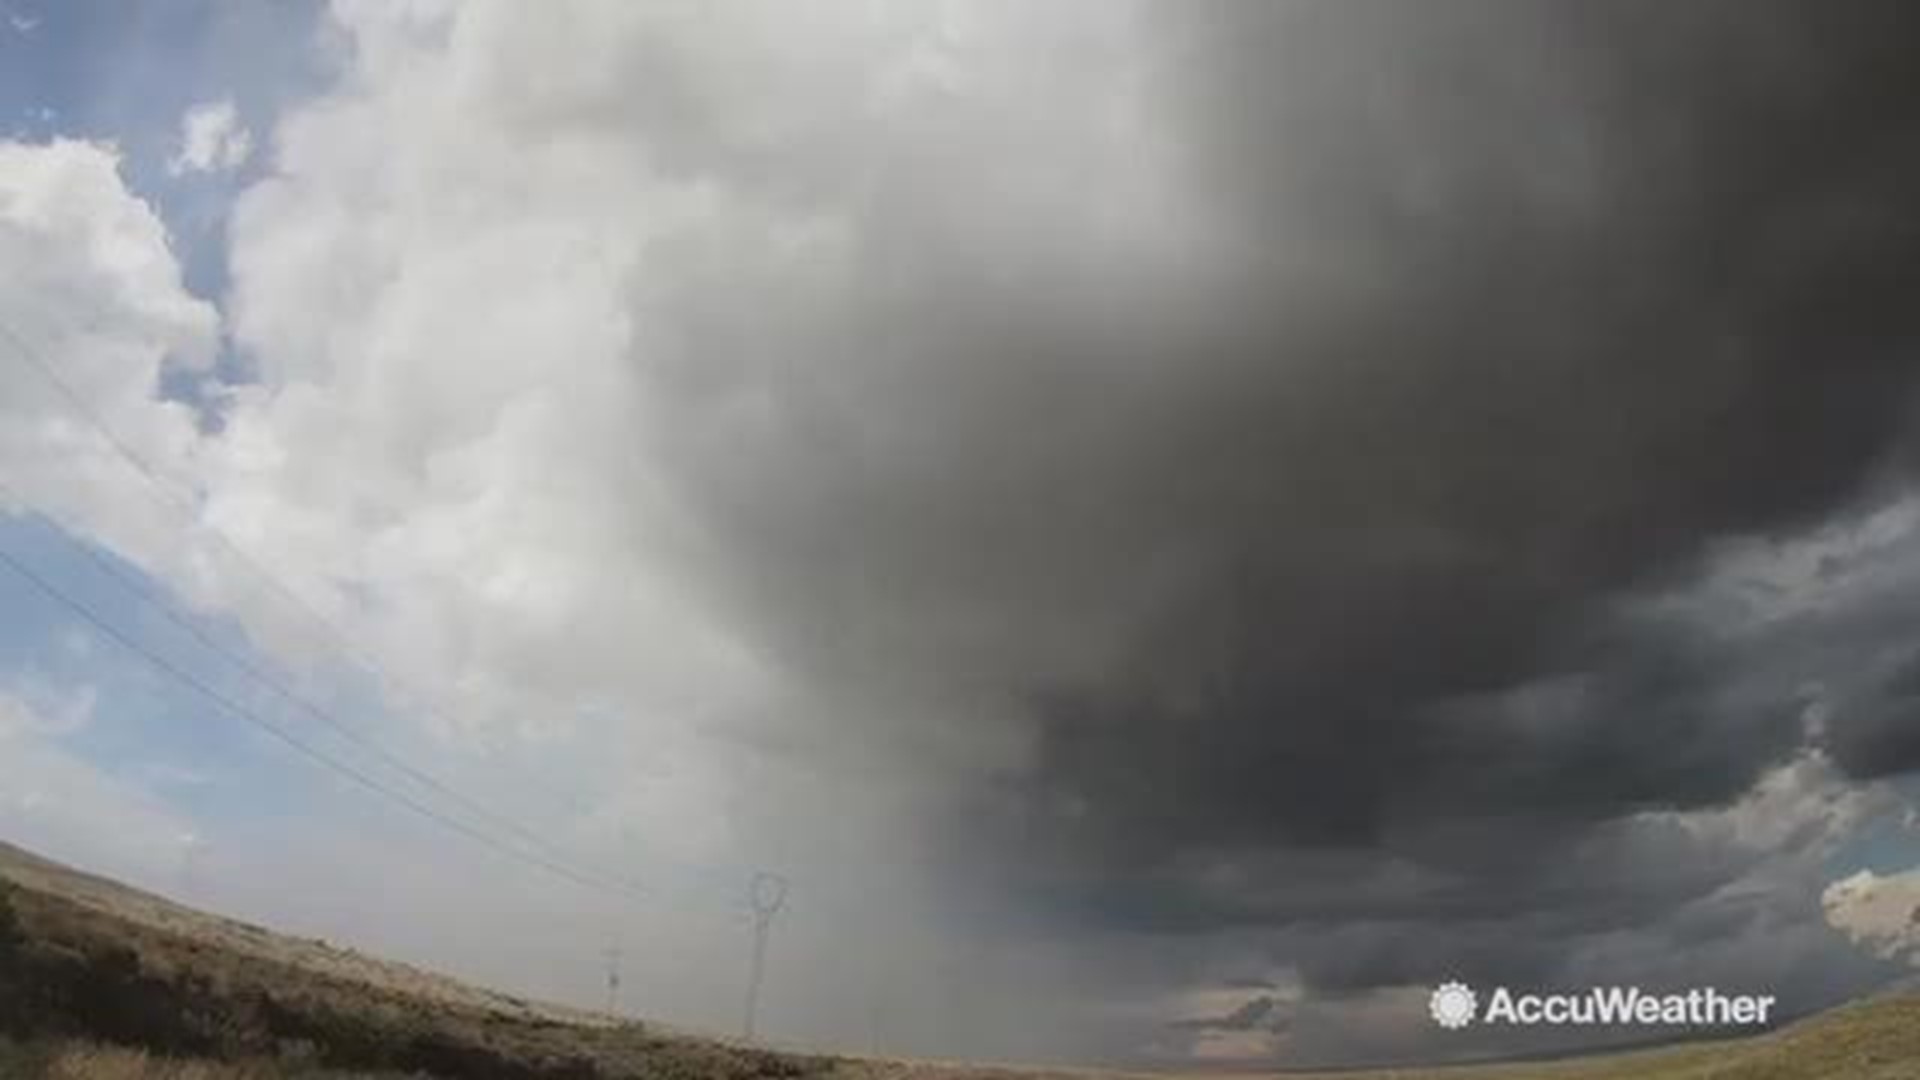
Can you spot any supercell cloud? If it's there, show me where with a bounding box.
[6,0,1920,1066]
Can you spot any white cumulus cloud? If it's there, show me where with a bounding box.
[0,138,221,573]
[1825,868,1920,966]
[168,99,253,175]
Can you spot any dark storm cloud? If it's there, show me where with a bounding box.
[623,0,1920,1011]
[1825,649,1920,778]
[1167,994,1285,1034]
[999,0,1920,859]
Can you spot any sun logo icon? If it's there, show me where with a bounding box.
[1429,981,1477,1029]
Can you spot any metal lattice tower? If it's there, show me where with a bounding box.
[741,871,789,1041]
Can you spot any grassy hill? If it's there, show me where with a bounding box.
[2,839,1918,1079]
[0,840,823,1079]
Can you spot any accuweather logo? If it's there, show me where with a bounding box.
[1428,981,1478,1029]
[1427,981,1776,1030]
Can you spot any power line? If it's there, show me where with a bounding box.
[0,317,761,906]
[2,321,637,836]
[4,518,805,1033]
[1,312,820,1039]
[0,541,652,905]
[0,479,657,902]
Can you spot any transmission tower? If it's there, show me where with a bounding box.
[741,871,789,1041]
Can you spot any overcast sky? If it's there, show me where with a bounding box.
[4,0,1920,1068]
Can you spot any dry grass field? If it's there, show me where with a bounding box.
[3,839,1918,1079]
[0,840,823,1079]
[0,1036,418,1078]
[835,995,1920,1080]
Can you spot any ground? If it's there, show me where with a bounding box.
[2,839,1918,1079]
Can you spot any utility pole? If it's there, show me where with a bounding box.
[604,944,623,1015]
[741,871,789,1042]
[177,831,205,905]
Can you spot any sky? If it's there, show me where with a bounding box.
[3,0,1920,1069]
